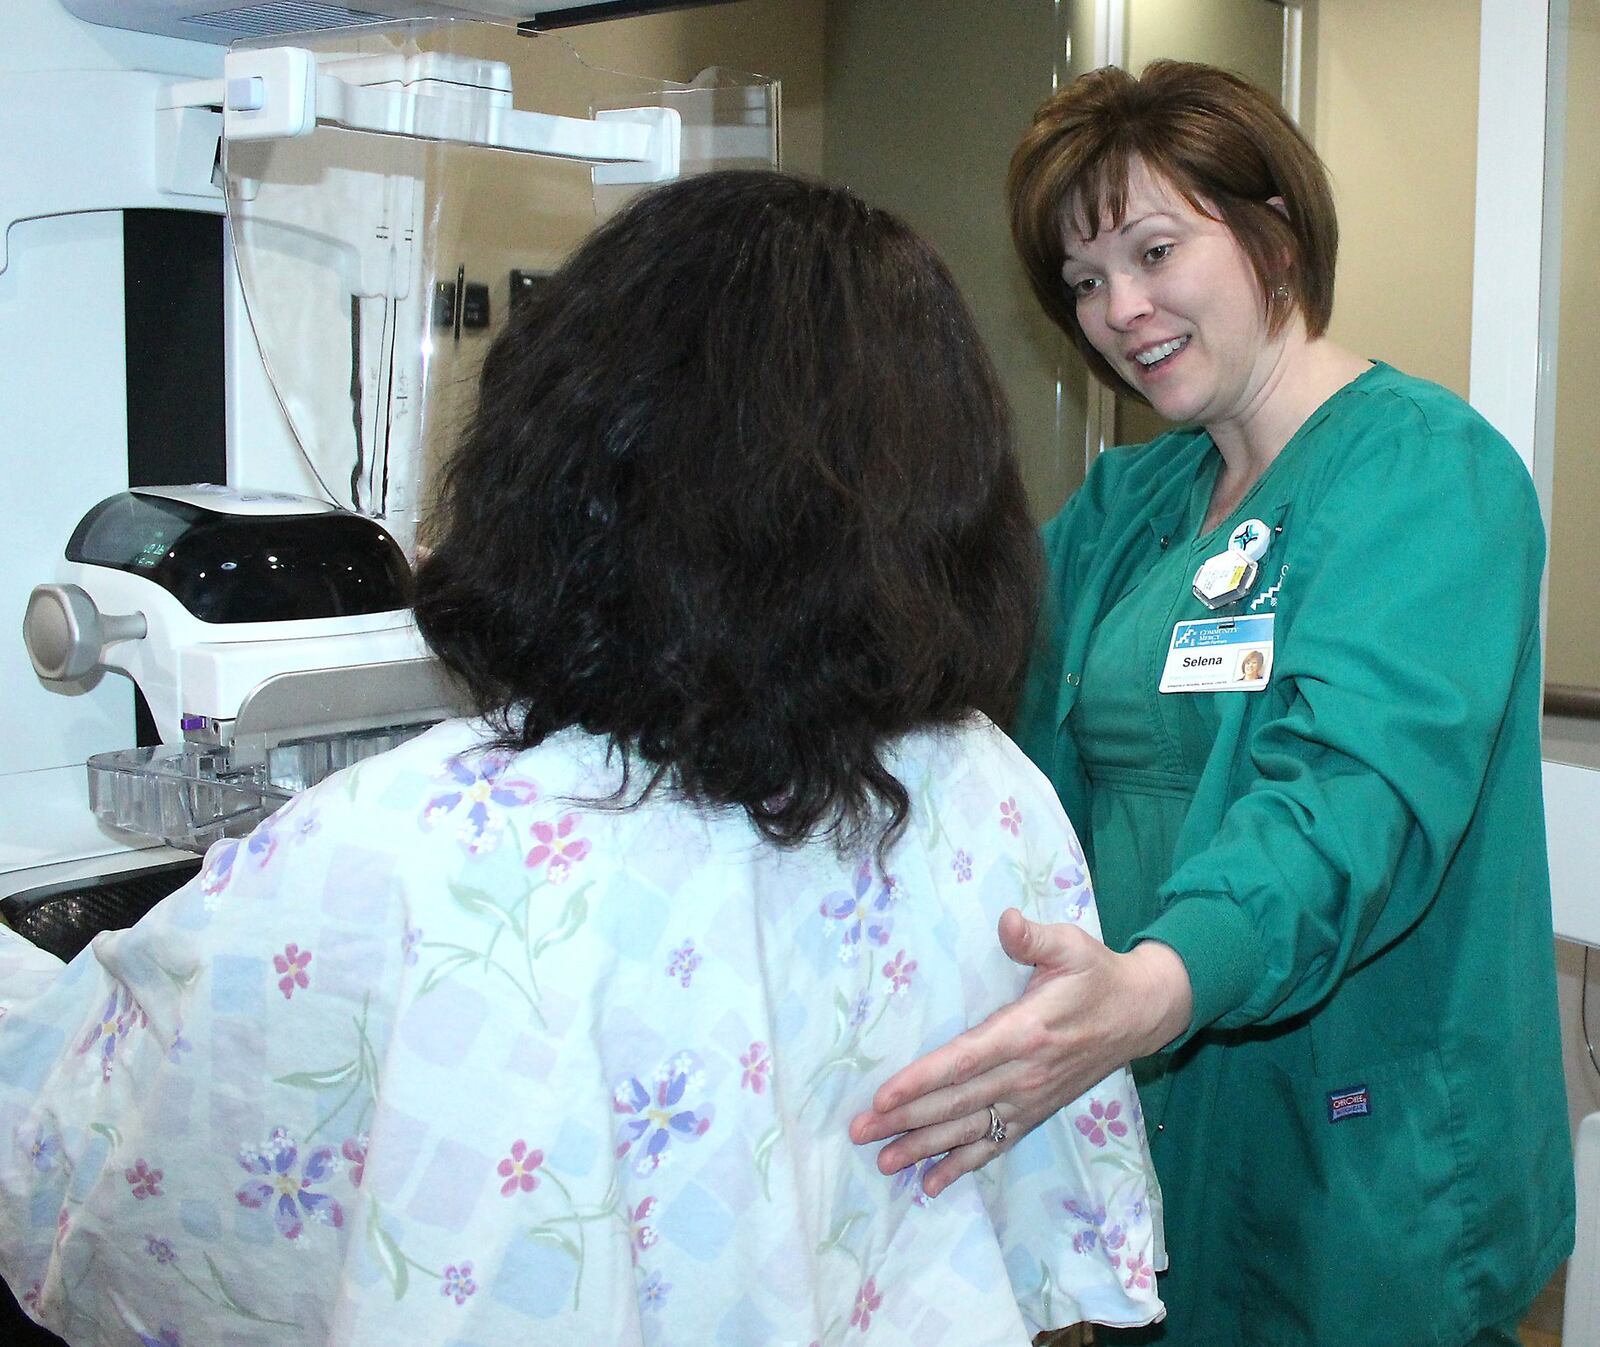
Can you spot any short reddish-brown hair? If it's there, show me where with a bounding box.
[1008,61,1338,399]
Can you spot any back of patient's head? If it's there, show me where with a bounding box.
[414,169,1040,850]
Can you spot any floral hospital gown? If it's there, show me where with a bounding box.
[0,716,1163,1346]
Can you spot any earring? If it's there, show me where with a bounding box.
[1274,282,1291,301]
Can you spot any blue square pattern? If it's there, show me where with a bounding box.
[655,1179,735,1264]
[488,1233,578,1320]
[210,954,267,1019]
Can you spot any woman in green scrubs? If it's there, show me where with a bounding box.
[851,61,1574,1345]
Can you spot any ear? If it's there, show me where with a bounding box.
[1266,195,1289,218]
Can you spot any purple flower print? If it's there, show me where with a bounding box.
[666,941,701,988]
[629,1197,658,1264]
[199,838,239,903]
[847,990,871,1027]
[126,1159,163,1200]
[235,1127,345,1240]
[401,925,423,966]
[166,1029,193,1065]
[273,943,312,1000]
[525,813,591,883]
[1074,1097,1129,1148]
[1055,1197,1127,1258]
[891,1158,937,1208]
[850,1277,883,1332]
[640,1270,670,1310]
[144,1235,177,1264]
[999,796,1022,836]
[441,1262,477,1305]
[819,859,896,963]
[77,986,144,1082]
[951,849,973,883]
[1053,866,1092,923]
[882,949,917,996]
[341,1135,368,1187]
[138,1328,181,1347]
[27,1130,60,1173]
[613,1051,715,1176]
[421,751,538,855]
[739,1042,771,1094]
[497,1140,544,1196]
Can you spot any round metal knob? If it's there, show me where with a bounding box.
[23,583,147,682]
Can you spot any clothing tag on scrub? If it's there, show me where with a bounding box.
[1159,614,1276,693]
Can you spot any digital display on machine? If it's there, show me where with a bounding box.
[67,491,413,624]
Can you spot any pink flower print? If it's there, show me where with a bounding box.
[55,1207,69,1245]
[273,943,312,1000]
[629,1197,659,1264]
[341,1134,368,1187]
[497,1139,544,1196]
[145,1235,177,1264]
[739,1042,771,1094]
[235,1127,345,1240]
[21,1282,41,1314]
[1073,1097,1129,1148]
[882,949,917,996]
[441,1262,477,1305]
[525,813,591,884]
[999,796,1022,836]
[613,1051,715,1176]
[125,1159,163,1200]
[850,1277,883,1332]
[666,941,701,988]
[640,1270,670,1310]
[951,848,973,883]
[421,751,539,855]
[401,925,423,966]
[819,859,896,963]
[1123,1249,1154,1290]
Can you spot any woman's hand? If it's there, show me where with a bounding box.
[848,908,1193,1197]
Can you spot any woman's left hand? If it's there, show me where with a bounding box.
[848,908,1193,1197]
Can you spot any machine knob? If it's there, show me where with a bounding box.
[23,583,147,682]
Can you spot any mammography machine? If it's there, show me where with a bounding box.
[0,0,776,948]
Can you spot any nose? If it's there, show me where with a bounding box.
[1103,272,1153,331]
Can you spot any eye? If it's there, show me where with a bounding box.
[1066,275,1100,300]
[1143,243,1174,265]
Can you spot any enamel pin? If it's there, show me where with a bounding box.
[1192,517,1271,610]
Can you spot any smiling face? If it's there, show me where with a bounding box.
[1060,159,1289,432]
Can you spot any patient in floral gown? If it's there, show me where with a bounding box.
[0,170,1163,1347]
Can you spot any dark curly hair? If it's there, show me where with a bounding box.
[414,170,1040,850]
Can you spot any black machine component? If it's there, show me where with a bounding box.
[1,859,201,963]
[67,491,413,624]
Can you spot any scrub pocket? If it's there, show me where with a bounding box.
[1228,1045,1467,1347]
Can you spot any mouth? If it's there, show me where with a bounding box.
[1130,335,1189,372]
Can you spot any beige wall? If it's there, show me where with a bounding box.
[1313,0,1479,395]
[1546,1,1600,690]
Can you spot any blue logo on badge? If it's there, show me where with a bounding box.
[1327,1085,1371,1123]
[1233,523,1260,550]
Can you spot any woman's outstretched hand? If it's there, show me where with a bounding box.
[848,908,1194,1197]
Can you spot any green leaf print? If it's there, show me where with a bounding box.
[88,1122,122,1151]
[274,1060,359,1090]
[528,1224,582,1263]
[368,1217,410,1300]
[531,884,590,958]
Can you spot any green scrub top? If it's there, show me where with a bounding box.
[1014,363,1574,1346]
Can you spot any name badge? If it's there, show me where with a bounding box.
[1159,614,1275,694]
